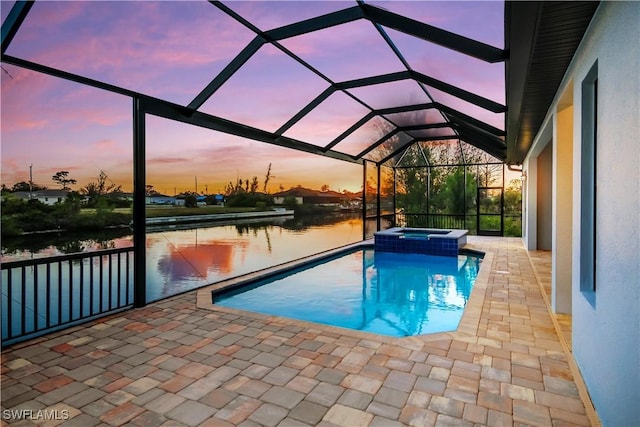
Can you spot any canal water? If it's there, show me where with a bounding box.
[144,214,363,301]
[1,213,364,302]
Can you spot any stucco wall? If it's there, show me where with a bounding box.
[567,2,640,425]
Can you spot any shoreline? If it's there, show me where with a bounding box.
[145,209,294,225]
[5,210,296,237]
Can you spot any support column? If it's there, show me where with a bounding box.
[376,165,381,231]
[392,168,397,225]
[362,161,367,240]
[552,101,574,313]
[522,157,538,250]
[133,98,146,308]
[523,119,553,251]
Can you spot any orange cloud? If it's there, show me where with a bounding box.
[93,139,117,150]
[148,156,191,165]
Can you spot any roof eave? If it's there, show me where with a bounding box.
[505,1,600,165]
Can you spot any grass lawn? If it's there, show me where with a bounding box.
[80,208,132,215]
[145,206,266,218]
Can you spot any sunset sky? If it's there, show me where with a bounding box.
[1,1,504,194]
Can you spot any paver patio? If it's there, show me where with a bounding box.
[1,237,598,426]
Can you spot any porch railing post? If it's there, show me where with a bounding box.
[133,97,146,307]
[362,161,367,239]
[376,164,381,231]
[393,167,397,226]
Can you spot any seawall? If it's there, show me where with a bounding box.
[145,209,294,225]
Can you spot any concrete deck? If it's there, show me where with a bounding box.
[1,237,597,426]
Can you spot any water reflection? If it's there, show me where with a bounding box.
[157,240,243,279]
[145,214,362,302]
[216,249,480,337]
[1,228,133,261]
[1,214,363,303]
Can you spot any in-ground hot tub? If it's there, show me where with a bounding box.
[374,227,468,256]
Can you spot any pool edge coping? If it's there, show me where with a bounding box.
[195,241,493,345]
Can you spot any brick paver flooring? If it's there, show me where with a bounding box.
[528,250,572,350]
[1,237,598,426]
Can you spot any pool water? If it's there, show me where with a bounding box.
[400,231,433,239]
[214,248,481,337]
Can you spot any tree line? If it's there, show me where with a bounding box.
[2,170,129,208]
[1,170,131,236]
[365,118,522,236]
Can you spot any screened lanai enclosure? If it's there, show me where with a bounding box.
[2,2,510,178]
[364,141,521,238]
[6,0,587,344]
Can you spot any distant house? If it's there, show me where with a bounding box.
[145,194,176,205]
[272,192,303,206]
[173,194,205,206]
[108,191,133,202]
[272,187,358,208]
[173,194,222,207]
[11,189,70,205]
[210,194,225,206]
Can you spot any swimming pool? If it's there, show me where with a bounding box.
[213,248,481,337]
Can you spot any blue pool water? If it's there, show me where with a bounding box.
[214,248,481,337]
